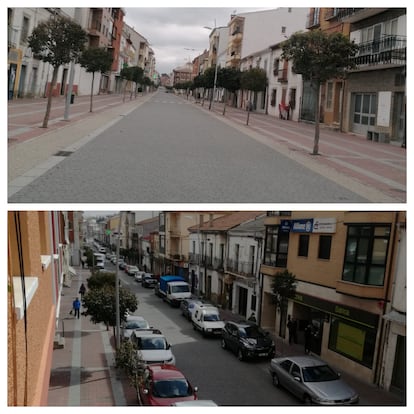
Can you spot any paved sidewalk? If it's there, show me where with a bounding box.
[8,92,406,202]
[48,266,137,406]
[187,95,406,203]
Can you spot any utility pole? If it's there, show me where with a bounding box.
[115,211,122,350]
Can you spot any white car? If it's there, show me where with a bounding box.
[96,260,105,270]
[122,315,150,340]
[134,271,145,282]
[191,304,225,336]
[130,330,176,365]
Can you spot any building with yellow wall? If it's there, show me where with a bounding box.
[260,211,405,390]
[8,211,71,405]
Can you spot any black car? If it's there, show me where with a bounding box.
[221,321,275,361]
[142,273,158,288]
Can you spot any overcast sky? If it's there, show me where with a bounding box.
[123,6,274,75]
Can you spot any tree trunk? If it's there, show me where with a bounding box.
[89,72,94,112]
[222,89,227,116]
[42,66,59,128]
[312,81,321,155]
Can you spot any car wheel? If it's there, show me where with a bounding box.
[237,348,245,361]
[221,338,227,349]
[271,373,280,388]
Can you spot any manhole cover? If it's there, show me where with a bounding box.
[54,151,73,157]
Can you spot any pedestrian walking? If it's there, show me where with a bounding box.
[72,297,81,319]
[304,323,313,354]
[287,315,297,344]
[79,283,86,299]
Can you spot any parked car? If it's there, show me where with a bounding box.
[130,330,176,365]
[134,271,145,282]
[121,315,150,341]
[221,320,275,361]
[191,304,225,336]
[127,265,139,276]
[269,355,359,405]
[171,400,217,406]
[139,364,198,406]
[142,273,158,288]
[96,260,105,270]
[119,261,127,270]
[180,298,203,321]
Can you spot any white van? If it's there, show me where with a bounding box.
[191,304,225,337]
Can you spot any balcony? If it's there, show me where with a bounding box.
[352,35,406,69]
[226,259,255,278]
[277,68,288,83]
[325,8,388,23]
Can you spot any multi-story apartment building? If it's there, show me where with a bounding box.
[8,7,129,98]
[157,212,229,281]
[225,214,266,318]
[306,8,406,145]
[187,212,263,304]
[259,211,406,390]
[8,211,73,405]
[132,216,159,272]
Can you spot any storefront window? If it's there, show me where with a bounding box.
[329,317,376,368]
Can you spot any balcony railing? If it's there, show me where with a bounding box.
[353,35,406,67]
[324,8,362,20]
[226,259,255,277]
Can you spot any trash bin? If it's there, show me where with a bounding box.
[70,94,75,104]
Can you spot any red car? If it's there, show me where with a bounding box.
[139,364,198,406]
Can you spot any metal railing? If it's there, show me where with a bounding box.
[353,35,406,67]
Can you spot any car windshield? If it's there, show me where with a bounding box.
[241,325,263,338]
[302,364,339,382]
[139,337,167,350]
[204,313,219,321]
[125,320,147,329]
[152,379,192,398]
[171,285,190,293]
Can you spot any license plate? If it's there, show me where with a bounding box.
[258,353,267,357]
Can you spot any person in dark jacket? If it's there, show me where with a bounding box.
[79,283,86,298]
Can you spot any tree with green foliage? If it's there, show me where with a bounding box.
[115,340,145,401]
[120,66,143,101]
[271,269,297,315]
[79,47,113,112]
[282,30,359,154]
[82,281,138,331]
[240,67,267,124]
[217,67,241,115]
[28,15,87,128]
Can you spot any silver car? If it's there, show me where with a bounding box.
[269,355,359,405]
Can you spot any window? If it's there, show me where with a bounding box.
[353,93,376,126]
[342,224,390,286]
[159,235,165,253]
[298,234,309,257]
[21,16,30,43]
[264,226,288,267]
[318,235,332,260]
[328,317,376,368]
[326,82,333,110]
[281,26,286,34]
[289,88,296,109]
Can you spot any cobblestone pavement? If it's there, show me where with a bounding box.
[8,92,406,202]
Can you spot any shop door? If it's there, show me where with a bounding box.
[238,286,248,317]
[300,80,316,122]
[351,93,377,136]
[391,335,406,396]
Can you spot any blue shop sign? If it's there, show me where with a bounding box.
[291,219,314,233]
[280,220,292,232]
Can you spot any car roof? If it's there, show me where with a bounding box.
[148,364,186,380]
[171,400,218,407]
[126,315,146,321]
[132,329,163,337]
[279,355,327,367]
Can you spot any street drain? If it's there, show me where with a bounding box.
[54,151,73,157]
